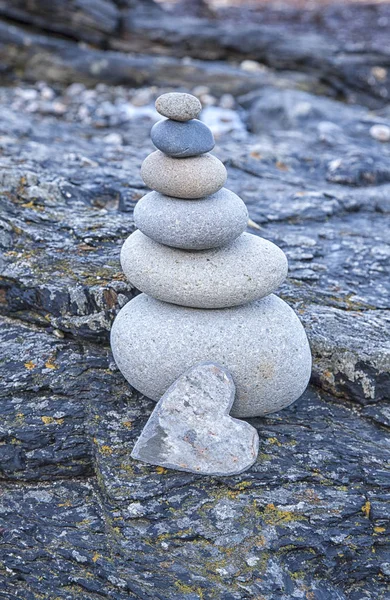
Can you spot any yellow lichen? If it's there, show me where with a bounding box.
[262,503,305,525]
[45,358,58,370]
[174,582,204,598]
[267,437,282,446]
[362,501,371,518]
[58,500,72,508]
[41,416,63,425]
[24,361,36,370]
[156,466,168,474]
[41,416,54,424]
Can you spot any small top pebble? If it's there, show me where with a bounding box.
[155,92,201,122]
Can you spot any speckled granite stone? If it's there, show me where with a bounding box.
[155,92,201,121]
[151,118,215,157]
[141,151,227,199]
[110,293,312,418]
[133,188,248,250]
[120,231,288,308]
[131,362,259,475]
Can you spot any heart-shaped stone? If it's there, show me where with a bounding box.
[131,362,259,476]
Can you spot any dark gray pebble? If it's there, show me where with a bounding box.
[151,118,215,157]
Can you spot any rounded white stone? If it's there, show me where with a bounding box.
[110,293,312,417]
[120,231,288,308]
[370,124,390,142]
[141,151,227,199]
[133,188,249,250]
[155,92,201,121]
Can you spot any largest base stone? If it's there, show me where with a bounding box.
[111,293,312,417]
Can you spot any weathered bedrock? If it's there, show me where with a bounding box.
[110,293,312,418]
[0,1,389,588]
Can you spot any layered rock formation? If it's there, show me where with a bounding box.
[0,14,389,595]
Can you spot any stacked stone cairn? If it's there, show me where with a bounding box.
[111,93,312,476]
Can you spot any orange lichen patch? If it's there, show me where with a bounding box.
[156,466,168,474]
[41,416,63,425]
[362,501,371,518]
[374,526,386,534]
[24,361,36,370]
[276,160,288,171]
[122,421,133,429]
[58,500,72,508]
[262,503,305,525]
[78,243,96,252]
[21,200,44,211]
[45,358,58,369]
[266,437,281,446]
[250,151,262,159]
[41,416,54,424]
[112,272,127,281]
[101,445,113,455]
[92,552,101,563]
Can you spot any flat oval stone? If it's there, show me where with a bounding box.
[111,293,312,417]
[155,92,201,122]
[121,231,288,308]
[151,118,215,157]
[133,188,248,250]
[141,151,227,199]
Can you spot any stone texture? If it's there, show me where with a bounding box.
[110,293,312,418]
[155,92,201,121]
[120,231,288,308]
[141,150,227,199]
[131,362,259,476]
[2,3,390,108]
[0,65,389,598]
[151,117,215,157]
[133,188,248,250]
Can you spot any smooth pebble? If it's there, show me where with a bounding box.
[121,231,288,308]
[141,151,227,199]
[111,293,312,417]
[155,92,201,122]
[151,118,214,157]
[134,188,248,250]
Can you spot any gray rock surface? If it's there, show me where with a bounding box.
[141,150,227,198]
[133,188,248,250]
[120,231,288,308]
[151,117,215,157]
[131,362,259,476]
[155,92,201,121]
[110,293,312,418]
[0,30,389,595]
